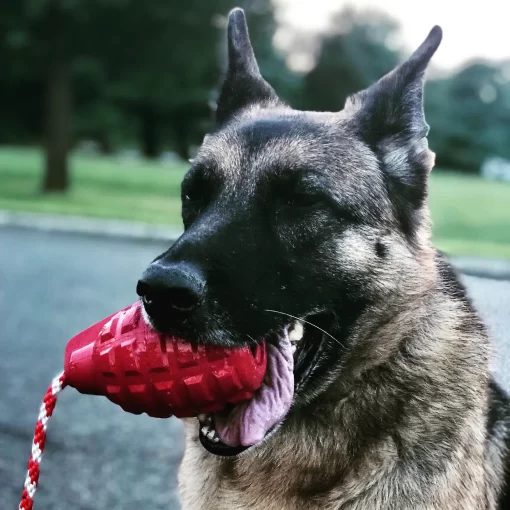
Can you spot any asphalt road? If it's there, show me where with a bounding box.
[1,227,509,509]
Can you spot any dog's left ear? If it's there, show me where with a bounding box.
[344,26,442,203]
[216,8,281,125]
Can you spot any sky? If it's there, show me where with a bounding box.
[274,0,510,73]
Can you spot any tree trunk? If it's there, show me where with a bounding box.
[174,122,190,161]
[42,5,71,193]
[140,107,160,159]
[97,133,113,155]
[171,110,190,161]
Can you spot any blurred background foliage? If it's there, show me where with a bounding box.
[1,0,509,257]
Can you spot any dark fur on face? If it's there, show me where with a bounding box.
[139,8,510,509]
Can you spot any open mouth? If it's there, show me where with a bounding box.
[198,316,328,456]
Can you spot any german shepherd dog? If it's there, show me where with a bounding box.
[136,8,510,509]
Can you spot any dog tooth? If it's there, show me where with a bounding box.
[212,436,220,443]
[201,426,210,436]
[198,413,207,422]
[289,322,304,342]
[207,429,216,440]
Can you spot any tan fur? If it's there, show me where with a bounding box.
[178,235,501,509]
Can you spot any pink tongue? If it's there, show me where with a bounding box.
[214,333,294,447]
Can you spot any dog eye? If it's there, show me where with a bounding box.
[183,193,197,203]
[181,186,208,229]
[284,191,322,208]
[182,185,208,205]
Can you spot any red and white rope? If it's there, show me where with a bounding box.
[19,372,67,510]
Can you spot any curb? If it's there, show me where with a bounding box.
[0,210,183,243]
[449,256,510,281]
[1,209,510,280]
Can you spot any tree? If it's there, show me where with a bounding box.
[425,62,510,172]
[426,62,510,172]
[0,1,243,188]
[103,0,233,160]
[1,0,295,177]
[107,0,300,160]
[0,0,128,191]
[301,9,401,112]
[0,0,108,191]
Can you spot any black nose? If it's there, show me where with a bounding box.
[136,262,205,321]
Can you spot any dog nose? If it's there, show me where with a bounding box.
[136,262,205,320]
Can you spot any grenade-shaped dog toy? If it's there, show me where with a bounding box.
[19,301,267,510]
[64,301,267,417]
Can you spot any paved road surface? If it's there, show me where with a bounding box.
[1,227,509,509]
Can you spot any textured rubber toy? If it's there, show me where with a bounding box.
[64,302,267,418]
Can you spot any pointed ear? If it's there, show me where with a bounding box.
[344,26,442,238]
[345,26,442,169]
[216,8,281,125]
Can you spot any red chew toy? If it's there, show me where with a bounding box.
[64,302,267,418]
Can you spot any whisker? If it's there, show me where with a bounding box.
[264,309,345,349]
[246,334,257,343]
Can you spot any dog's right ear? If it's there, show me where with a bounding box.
[216,8,280,125]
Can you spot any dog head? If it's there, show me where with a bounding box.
[137,8,442,456]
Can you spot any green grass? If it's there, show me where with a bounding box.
[0,147,188,225]
[428,172,510,258]
[0,146,509,258]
